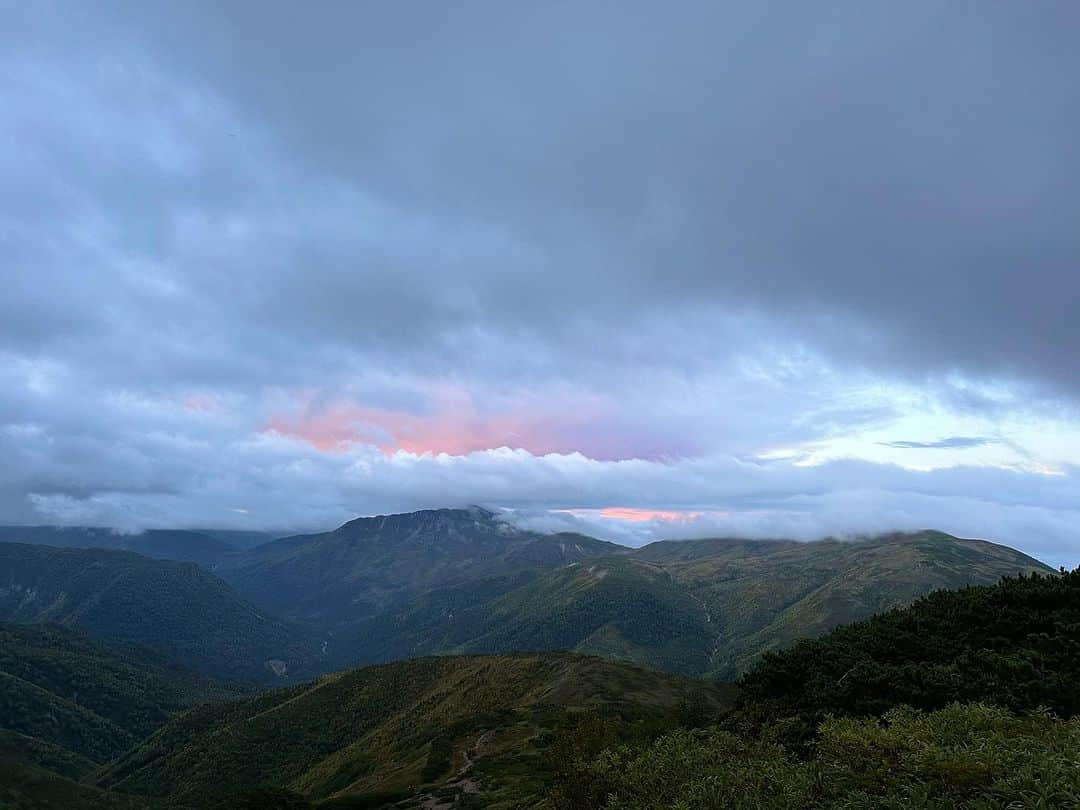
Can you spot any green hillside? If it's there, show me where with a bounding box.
[0,624,239,809]
[0,749,156,810]
[217,507,623,624]
[346,530,1051,677]
[98,653,733,808]
[555,568,1080,809]
[558,704,1080,809]
[7,514,1048,683]
[0,543,323,682]
[350,557,713,674]
[456,556,716,674]
[2,544,1072,810]
[666,530,1052,676]
[739,567,1080,728]
[0,622,241,764]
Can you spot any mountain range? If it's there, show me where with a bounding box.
[0,526,265,568]
[219,508,1050,677]
[2,508,1051,683]
[0,507,1071,808]
[5,564,1075,808]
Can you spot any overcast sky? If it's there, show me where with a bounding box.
[4,2,1080,565]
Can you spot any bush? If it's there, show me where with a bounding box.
[554,704,1080,809]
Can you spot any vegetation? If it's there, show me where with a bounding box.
[0,624,244,809]
[217,507,624,625]
[552,568,1080,809]
[97,653,733,808]
[0,542,323,682]
[2,517,1073,809]
[738,568,1080,735]
[555,704,1080,809]
[0,754,157,810]
[6,513,1050,681]
[0,622,243,763]
[451,556,716,675]
[345,529,1050,677]
[87,561,1080,809]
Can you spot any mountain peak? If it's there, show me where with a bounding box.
[334,505,498,534]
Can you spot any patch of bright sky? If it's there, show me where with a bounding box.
[757,378,1080,476]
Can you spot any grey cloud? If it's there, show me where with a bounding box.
[3,3,1080,564]
[9,413,1080,566]
[57,1,1077,395]
[4,3,1080,395]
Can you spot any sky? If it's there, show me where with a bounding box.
[4,2,1080,565]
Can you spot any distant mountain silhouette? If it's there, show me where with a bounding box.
[0,526,238,567]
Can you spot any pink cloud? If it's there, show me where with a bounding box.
[260,387,698,460]
[599,507,706,523]
[261,390,590,457]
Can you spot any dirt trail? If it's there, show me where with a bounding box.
[416,730,492,808]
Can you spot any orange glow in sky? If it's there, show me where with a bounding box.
[599,507,705,522]
[261,392,603,457]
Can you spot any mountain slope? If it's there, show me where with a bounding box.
[738,566,1080,726]
[346,530,1051,677]
[349,556,716,674]
[0,623,244,810]
[0,526,237,568]
[0,749,154,810]
[98,653,734,808]
[0,622,240,764]
[556,567,1080,809]
[457,556,716,674]
[668,531,1053,675]
[218,507,623,624]
[0,543,322,682]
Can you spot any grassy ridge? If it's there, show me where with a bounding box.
[98,653,734,808]
[0,520,1064,809]
[4,516,1050,682]
[345,531,1051,678]
[0,755,157,810]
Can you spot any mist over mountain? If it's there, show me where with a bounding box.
[3,509,1050,683]
[4,3,1080,806]
[0,526,240,568]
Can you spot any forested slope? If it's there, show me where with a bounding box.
[0,543,322,682]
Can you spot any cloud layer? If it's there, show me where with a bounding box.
[3,3,1080,566]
